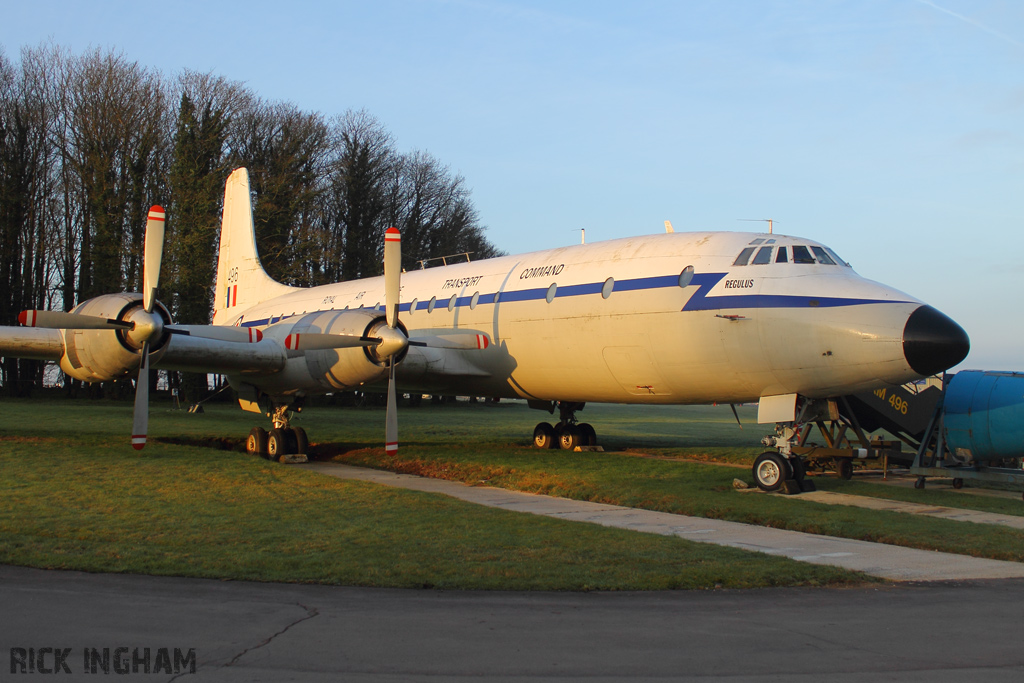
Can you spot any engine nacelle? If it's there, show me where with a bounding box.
[58,293,171,382]
[255,309,400,396]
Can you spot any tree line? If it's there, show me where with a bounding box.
[0,43,501,398]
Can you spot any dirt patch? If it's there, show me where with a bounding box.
[0,435,60,444]
[154,436,245,451]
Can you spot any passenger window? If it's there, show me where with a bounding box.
[545,283,557,303]
[810,247,835,265]
[448,295,457,312]
[733,247,756,266]
[792,246,815,264]
[775,247,788,263]
[427,296,436,313]
[751,246,773,265]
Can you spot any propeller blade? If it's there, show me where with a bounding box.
[167,325,264,343]
[143,206,166,314]
[385,358,398,455]
[409,332,490,350]
[284,332,381,351]
[384,227,401,328]
[18,309,133,330]
[131,341,150,450]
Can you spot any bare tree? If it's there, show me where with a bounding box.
[0,46,60,395]
[229,99,330,285]
[323,109,394,282]
[0,42,503,396]
[60,47,167,301]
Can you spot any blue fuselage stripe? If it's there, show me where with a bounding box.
[238,272,904,327]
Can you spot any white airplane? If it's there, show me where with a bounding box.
[0,168,969,491]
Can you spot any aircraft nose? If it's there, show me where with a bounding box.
[903,305,970,376]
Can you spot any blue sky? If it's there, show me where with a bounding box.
[2,0,1022,370]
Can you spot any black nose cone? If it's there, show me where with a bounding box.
[903,305,970,376]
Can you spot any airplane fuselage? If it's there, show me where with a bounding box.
[205,230,933,406]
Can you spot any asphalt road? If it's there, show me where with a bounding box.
[3,565,1024,682]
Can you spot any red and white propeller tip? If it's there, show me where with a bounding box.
[384,227,401,329]
[143,206,166,314]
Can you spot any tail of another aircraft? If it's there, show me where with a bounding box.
[212,168,296,325]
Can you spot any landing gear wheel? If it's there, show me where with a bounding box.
[789,455,806,482]
[283,428,299,454]
[914,476,926,490]
[559,425,581,450]
[952,477,964,490]
[247,427,268,456]
[267,428,289,459]
[292,427,308,455]
[753,451,788,492]
[834,457,853,480]
[533,422,555,449]
[578,423,597,447]
[552,422,565,448]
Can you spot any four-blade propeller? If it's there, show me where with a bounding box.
[18,206,262,450]
[18,212,488,455]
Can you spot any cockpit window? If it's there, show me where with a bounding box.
[810,246,835,265]
[824,247,850,267]
[792,245,815,264]
[751,246,773,265]
[749,238,765,245]
[733,247,756,266]
[775,246,788,263]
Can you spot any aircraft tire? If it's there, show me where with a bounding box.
[834,457,853,480]
[292,427,308,455]
[533,422,555,449]
[789,455,806,482]
[559,425,581,451]
[267,428,289,459]
[578,423,597,447]
[551,422,565,449]
[247,427,268,457]
[753,452,788,492]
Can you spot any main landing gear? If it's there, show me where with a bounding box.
[532,401,599,450]
[246,401,308,461]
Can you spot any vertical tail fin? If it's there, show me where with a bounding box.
[212,168,296,325]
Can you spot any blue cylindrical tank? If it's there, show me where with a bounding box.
[943,370,1024,461]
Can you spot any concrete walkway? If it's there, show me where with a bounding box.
[300,462,1024,583]
[790,490,1024,530]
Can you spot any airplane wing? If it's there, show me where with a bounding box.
[0,323,286,376]
[0,327,64,361]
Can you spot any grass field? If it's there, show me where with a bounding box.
[3,396,1024,589]
[0,397,867,590]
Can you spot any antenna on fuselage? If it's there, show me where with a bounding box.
[739,218,776,234]
[664,220,675,233]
